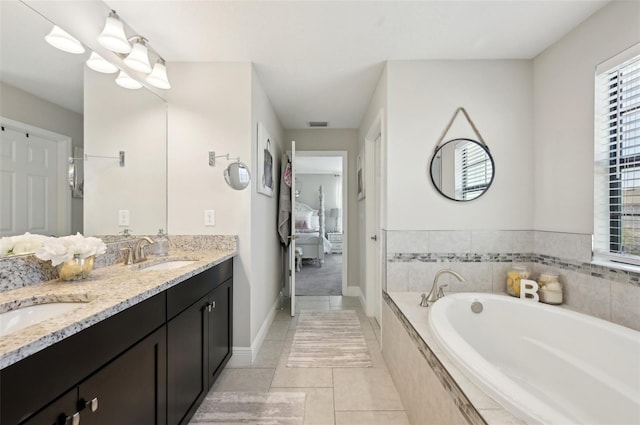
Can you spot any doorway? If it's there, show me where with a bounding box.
[294,151,347,297]
[0,117,71,237]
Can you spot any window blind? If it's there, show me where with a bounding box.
[455,141,492,201]
[594,54,640,264]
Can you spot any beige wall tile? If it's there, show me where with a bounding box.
[611,281,640,331]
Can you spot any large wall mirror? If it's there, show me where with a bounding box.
[0,0,167,243]
[430,138,495,202]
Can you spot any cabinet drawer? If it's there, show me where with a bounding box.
[167,259,232,320]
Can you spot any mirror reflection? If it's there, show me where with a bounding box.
[224,162,251,190]
[0,0,168,242]
[430,138,495,201]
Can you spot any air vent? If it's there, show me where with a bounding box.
[308,121,328,128]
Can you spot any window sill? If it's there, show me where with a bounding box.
[591,257,640,274]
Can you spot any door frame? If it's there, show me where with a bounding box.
[296,150,348,296]
[1,116,72,236]
[364,110,385,321]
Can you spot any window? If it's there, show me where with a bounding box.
[594,48,640,264]
[455,140,493,201]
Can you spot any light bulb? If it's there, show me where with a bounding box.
[146,60,171,89]
[86,52,118,74]
[45,26,85,54]
[97,12,131,54]
[115,71,142,89]
[123,38,151,73]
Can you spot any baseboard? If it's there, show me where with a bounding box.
[227,294,279,368]
[345,285,361,297]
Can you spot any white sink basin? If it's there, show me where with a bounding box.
[0,303,83,337]
[140,260,196,271]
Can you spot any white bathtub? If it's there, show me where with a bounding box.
[428,293,640,425]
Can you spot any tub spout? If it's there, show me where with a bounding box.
[421,269,465,306]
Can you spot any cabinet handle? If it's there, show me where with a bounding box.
[206,301,216,312]
[85,397,99,413]
[64,412,80,425]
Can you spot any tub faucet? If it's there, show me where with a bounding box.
[133,237,154,263]
[420,269,465,306]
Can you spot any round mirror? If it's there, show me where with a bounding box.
[224,162,251,190]
[429,138,495,201]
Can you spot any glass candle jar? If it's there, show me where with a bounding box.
[506,264,530,297]
[538,272,563,304]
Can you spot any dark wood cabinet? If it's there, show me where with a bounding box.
[167,260,233,425]
[206,278,233,387]
[1,258,233,425]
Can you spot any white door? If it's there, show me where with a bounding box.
[373,135,382,324]
[288,141,297,316]
[0,126,59,236]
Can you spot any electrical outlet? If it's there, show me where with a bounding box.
[204,210,215,226]
[118,210,130,226]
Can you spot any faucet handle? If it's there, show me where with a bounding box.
[419,293,428,307]
[437,284,449,299]
[121,247,133,265]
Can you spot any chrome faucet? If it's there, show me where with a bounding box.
[420,269,465,306]
[132,237,154,263]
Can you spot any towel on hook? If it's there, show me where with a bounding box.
[278,154,292,247]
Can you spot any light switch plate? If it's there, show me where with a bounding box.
[204,210,215,226]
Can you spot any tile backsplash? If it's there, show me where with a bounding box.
[385,230,640,331]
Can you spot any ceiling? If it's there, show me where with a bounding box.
[1,1,610,128]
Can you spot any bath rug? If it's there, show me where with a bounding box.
[287,310,372,368]
[189,392,305,424]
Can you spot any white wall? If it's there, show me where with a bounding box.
[0,82,84,233]
[284,129,359,287]
[297,173,343,226]
[166,62,253,347]
[386,60,534,231]
[250,67,285,344]
[533,0,640,233]
[84,70,167,235]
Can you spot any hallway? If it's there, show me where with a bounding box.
[192,296,409,424]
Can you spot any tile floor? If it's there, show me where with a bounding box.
[207,295,410,425]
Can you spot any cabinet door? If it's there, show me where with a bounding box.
[78,326,167,425]
[20,388,77,425]
[167,295,208,425]
[207,278,233,388]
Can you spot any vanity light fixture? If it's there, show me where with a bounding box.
[123,37,151,73]
[146,59,171,89]
[97,11,131,54]
[45,26,85,54]
[115,70,142,89]
[86,52,118,74]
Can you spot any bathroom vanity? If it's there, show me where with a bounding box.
[0,253,234,425]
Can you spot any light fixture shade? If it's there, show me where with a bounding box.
[97,13,131,54]
[45,26,85,54]
[146,60,171,89]
[123,39,151,73]
[86,52,118,74]
[115,70,142,89]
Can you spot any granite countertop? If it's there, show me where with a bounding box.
[0,249,236,370]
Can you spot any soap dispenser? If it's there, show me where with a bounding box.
[156,229,169,256]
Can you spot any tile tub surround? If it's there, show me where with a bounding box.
[0,235,238,291]
[382,291,523,425]
[386,230,640,331]
[0,248,237,370]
